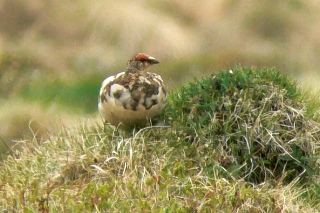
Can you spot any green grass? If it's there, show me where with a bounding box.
[1,66,320,212]
[164,66,316,184]
[18,75,102,114]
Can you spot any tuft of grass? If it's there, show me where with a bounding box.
[164,66,319,184]
[0,66,320,212]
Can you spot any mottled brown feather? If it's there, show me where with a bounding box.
[98,54,167,128]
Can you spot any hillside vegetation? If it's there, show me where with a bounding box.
[1,0,320,143]
[1,67,319,212]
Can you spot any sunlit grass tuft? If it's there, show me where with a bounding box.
[164,66,320,184]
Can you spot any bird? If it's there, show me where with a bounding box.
[98,53,167,129]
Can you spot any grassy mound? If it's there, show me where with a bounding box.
[165,66,320,184]
[1,67,320,212]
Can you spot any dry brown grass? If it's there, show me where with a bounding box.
[0,99,97,154]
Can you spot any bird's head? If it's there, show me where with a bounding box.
[126,53,159,72]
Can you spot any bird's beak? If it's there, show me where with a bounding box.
[148,56,160,64]
[151,59,159,64]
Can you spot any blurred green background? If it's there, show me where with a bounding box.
[1,0,320,145]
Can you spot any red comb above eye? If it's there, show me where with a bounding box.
[136,54,148,60]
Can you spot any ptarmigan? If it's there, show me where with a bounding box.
[98,53,167,129]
